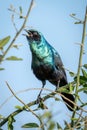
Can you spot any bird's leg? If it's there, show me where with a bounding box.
[56,80,60,91]
[36,81,46,103]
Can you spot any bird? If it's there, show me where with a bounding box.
[24,29,75,111]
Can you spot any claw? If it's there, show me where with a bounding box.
[36,95,42,104]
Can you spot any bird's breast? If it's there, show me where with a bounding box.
[31,53,55,80]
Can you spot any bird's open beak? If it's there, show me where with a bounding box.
[22,29,33,38]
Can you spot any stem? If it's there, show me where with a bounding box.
[5,81,44,130]
[0,82,84,127]
[0,0,34,63]
[71,7,87,127]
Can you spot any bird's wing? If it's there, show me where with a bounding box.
[52,47,67,78]
[46,41,67,80]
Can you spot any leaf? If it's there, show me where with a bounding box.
[38,101,48,109]
[42,111,52,119]
[55,97,60,101]
[83,64,87,69]
[64,121,70,129]
[0,67,4,71]
[81,68,87,78]
[12,44,22,49]
[57,123,62,130]
[15,105,23,110]
[79,76,87,85]
[71,13,76,16]
[22,123,39,128]
[83,84,87,94]
[19,6,23,18]
[19,6,22,14]
[78,87,87,92]
[84,90,87,94]
[12,44,19,49]
[0,36,10,48]
[83,84,87,87]
[69,71,76,77]
[6,56,23,61]
[8,116,15,130]
[0,114,4,119]
[69,83,75,92]
[48,121,55,130]
[74,21,82,24]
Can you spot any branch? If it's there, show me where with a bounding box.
[0,0,34,63]
[0,81,85,127]
[5,81,45,130]
[71,6,87,127]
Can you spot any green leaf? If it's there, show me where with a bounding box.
[0,68,5,71]
[69,71,76,77]
[57,123,62,130]
[0,55,3,62]
[74,21,82,24]
[0,114,4,119]
[22,123,39,128]
[64,121,70,129]
[12,44,19,49]
[19,6,23,18]
[0,36,10,48]
[48,121,55,130]
[55,97,60,101]
[42,111,52,119]
[6,56,23,61]
[69,83,74,92]
[19,6,22,14]
[81,68,87,78]
[38,101,48,109]
[78,87,87,92]
[83,84,87,87]
[84,90,87,94]
[83,64,87,69]
[79,76,87,85]
[71,13,76,16]
[15,105,23,110]
[8,116,15,130]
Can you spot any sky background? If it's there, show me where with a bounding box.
[0,0,87,129]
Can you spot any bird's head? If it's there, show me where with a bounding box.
[24,29,48,57]
[24,29,41,44]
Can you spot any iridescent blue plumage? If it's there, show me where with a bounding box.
[25,29,75,111]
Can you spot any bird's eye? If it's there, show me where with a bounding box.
[33,32,40,41]
[34,32,38,36]
[33,34,38,40]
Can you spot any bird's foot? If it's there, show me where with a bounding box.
[36,95,43,104]
[36,95,48,109]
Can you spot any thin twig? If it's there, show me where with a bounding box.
[0,0,34,63]
[84,116,87,130]
[5,81,44,130]
[1,81,87,113]
[0,83,85,127]
[71,7,87,127]
[11,14,18,32]
[0,80,86,127]
[74,110,83,129]
[70,14,83,24]
[0,81,75,109]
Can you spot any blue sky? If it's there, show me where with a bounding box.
[0,0,87,129]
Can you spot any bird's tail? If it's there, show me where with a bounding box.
[61,92,75,111]
[59,78,75,111]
